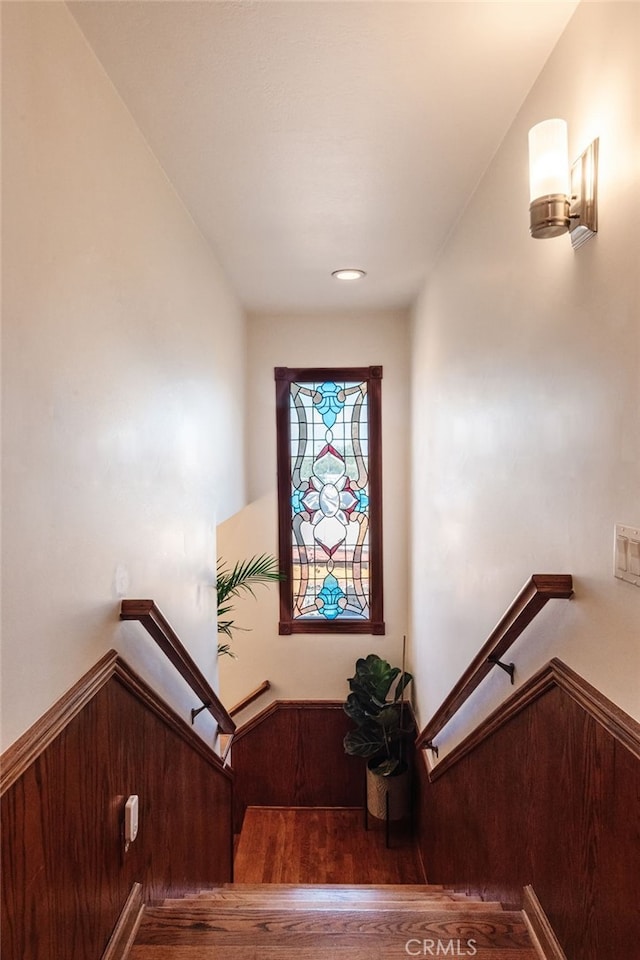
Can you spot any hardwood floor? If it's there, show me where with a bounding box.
[234,806,426,884]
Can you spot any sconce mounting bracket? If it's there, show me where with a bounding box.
[569,137,599,249]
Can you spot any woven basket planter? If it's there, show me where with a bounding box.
[366,762,410,821]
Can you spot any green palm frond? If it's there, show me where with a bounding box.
[216,553,284,606]
[216,641,236,659]
[216,553,284,657]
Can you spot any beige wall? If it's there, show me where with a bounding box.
[410,0,640,755]
[218,310,410,712]
[1,3,246,750]
[4,1,637,757]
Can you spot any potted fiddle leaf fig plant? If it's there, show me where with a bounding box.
[216,553,283,657]
[343,653,413,820]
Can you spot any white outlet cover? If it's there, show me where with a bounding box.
[125,795,139,844]
[614,523,640,587]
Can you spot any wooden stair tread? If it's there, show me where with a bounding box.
[194,887,477,902]
[193,891,480,902]
[132,883,537,958]
[134,905,532,940]
[196,891,468,901]
[131,919,538,959]
[131,949,537,960]
[161,897,503,911]
[219,882,450,892]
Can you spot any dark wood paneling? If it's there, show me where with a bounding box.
[231,701,364,830]
[1,656,233,960]
[0,650,119,793]
[415,665,640,960]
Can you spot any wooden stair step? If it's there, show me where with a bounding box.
[132,906,536,949]
[192,892,483,903]
[195,891,470,902]
[163,896,502,911]
[194,886,479,902]
[130,948,536,960]
[219,882,451,892]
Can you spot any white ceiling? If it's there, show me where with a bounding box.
[69,1,579,314]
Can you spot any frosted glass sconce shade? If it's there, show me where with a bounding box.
[528,119,570,238]
[528,119,570,201]
[527,118,599,247]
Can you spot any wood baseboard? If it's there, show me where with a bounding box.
[101,883,144,960]
[522,885,568,960]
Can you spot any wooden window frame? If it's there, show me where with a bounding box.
[275,365,384,635]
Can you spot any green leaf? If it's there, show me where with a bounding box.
[376,704,401,733]
[343,724,384,758]
[216,554,284,607]
[216,642,237,658]
[215,553,284,656]
[392,671,413,701]
[347,678,383,714]
[343,654,413,766]
[352,654,401,704]
[343,693,368,724]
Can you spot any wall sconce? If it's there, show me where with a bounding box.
[528,118,599,249]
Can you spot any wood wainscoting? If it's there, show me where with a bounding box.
[1,651,233,960]
[416,658,640,960]
[231,700,363,831]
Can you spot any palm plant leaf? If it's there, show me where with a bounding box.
[216,553,283,607]
[216,553,284,656]
[216,642,236,659]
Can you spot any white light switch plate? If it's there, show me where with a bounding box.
[614,524,640,586]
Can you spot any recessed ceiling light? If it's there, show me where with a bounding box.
[331,268,367,281]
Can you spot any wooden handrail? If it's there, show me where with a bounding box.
[229,680,271,718]
[415,574,573,750]
[120,600,235,735]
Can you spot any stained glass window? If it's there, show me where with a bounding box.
[275,367,384,635]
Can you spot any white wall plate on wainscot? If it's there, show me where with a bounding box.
[614,524,640,586]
